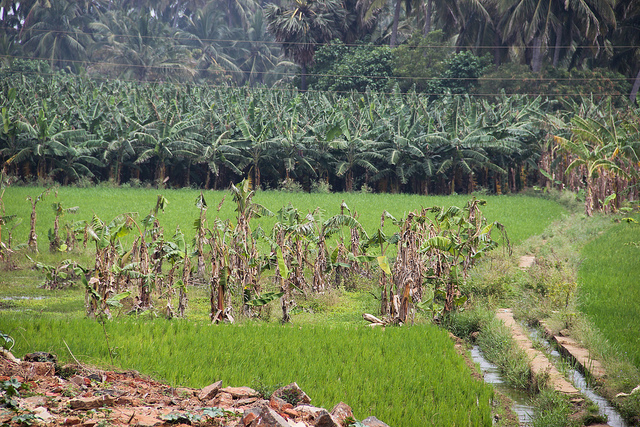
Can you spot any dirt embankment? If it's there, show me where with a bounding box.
[0,352,389,427]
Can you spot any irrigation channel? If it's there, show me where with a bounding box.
[470,326,627,427]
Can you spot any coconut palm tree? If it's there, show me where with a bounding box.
[20,0,91,71]
[265,0,347,91]
[498,0,616,72]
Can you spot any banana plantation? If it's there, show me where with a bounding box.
[2,72,640,214]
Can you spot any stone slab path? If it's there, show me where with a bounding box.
[496,308,579,395]
[539,321,607,380]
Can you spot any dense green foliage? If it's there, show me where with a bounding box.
[307,41,395,92]
[578,217,640,368]
[1,0,639,100]
[3,71,638,200]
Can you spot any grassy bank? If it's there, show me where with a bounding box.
[579,218,640,368]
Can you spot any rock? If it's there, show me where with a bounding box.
[242,407,262,426]
[314,413,340,427]
[23,352,57,364]
[282,408,299,419]
[69,375,89,388]
[235,397,259,407]
[21,395,48,410]
[198,380,223,401]
[17,361,55,377]
[131,414,163,427]
[63,417,82,425]
[242,405,292,427]
[270,396,293,412]
[176,387,196,398]
[272,383,311,405]
[69,396,115,410]
[33,407,54,424]
[210,391,234,407]
[361,416,391,427]
[293,405,327,422]
[329,402,353,424]
[222,386,260,398]
[115,396,141,406]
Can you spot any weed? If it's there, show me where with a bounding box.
[11,413,41,426]
[531,389,573,427]
[1,378,25,409]
[251,377,282,399]
[476,318,531,390]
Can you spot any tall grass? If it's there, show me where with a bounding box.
[578,216,640,368]
[0,314,494,426]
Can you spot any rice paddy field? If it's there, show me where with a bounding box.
[0,315,495,425]
[578,217,640,368]
[0,185,572,426]
[2,185,566,250]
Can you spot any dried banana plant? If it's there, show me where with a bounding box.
[420,199,510,314]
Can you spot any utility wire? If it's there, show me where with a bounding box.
[3,69,633,98]
[10,26,640,50]
[2,54,635,83]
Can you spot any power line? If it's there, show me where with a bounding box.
[11,26,640,50]
[2,54,635,84]
[3,68,634,98]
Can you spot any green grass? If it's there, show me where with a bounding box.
[0,186,571,426]
[0,314,494,426]
[578,216,640,368]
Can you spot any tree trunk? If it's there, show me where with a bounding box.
[630,67,640,104]
[423,0,432,35]
[493,31,502,66]
[553,24,562,68]
[585,179,594,217]
[531,36,543,72]
[390,0,402,48]
[300,63,308,92]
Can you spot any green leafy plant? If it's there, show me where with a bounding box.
[11,413,41,426]
[1,378,23,409]
[0,331,14,351]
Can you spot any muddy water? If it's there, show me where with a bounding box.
[470,345,535,425]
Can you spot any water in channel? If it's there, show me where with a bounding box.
[527,327,628,427]
[470,345,535,425]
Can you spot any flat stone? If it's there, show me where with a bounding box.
[222,386,260,398]
[210,391,233,407]
[361,416,391,427]
[235,397,259,407]
[69,396,115,410]
[553,335,607,379]
[496,309,579,395]
[32,407,54,424]
[293,406,328,422]
[198,380,223,401]
[131,414,163,427]
[63,417,81,425]
[21,395,48,410]
[17,361,55,377]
